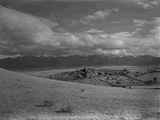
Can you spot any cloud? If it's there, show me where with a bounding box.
[80,8,119,24]
[0,5,60,55]
[150,17,160,45]
[0,6,101,56]
[0,5,58,44]
[133,19,148,27]
[128,17,160,56]
[134,0,159,9]
[75,19,160,57]
[1,6,160,57]
[85,29,104,34]
[95,48,132,56]
[0,7,132,57]
[0,5,127,56]
[75,31,130,49]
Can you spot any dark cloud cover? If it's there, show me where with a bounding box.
[0,0,160,57]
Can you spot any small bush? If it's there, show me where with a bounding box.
[35,100,53,107]
[81,89,85,92]
[55,105,73,113]
[48,75,53,79]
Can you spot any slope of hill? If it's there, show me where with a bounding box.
[0,68,159,120]
[0,55,160,70]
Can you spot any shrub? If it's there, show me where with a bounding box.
[55,105,73,113]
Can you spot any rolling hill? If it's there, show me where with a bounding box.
[0,68,159,120]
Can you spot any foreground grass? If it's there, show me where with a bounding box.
[4,113,157,120]
[0,68,159,120]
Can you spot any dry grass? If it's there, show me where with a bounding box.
[6,112,159,120]
[0,68,159,120]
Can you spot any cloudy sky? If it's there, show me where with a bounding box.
[0,0,160,58]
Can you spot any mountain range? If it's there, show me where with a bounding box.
[0,55,160,70]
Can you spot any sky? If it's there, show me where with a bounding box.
[0,0,160,57]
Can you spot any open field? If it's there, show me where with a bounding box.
[0,68,159,120]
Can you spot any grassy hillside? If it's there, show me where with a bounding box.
[0,68,159,120]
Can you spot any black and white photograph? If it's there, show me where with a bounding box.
[0,0,159,120]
